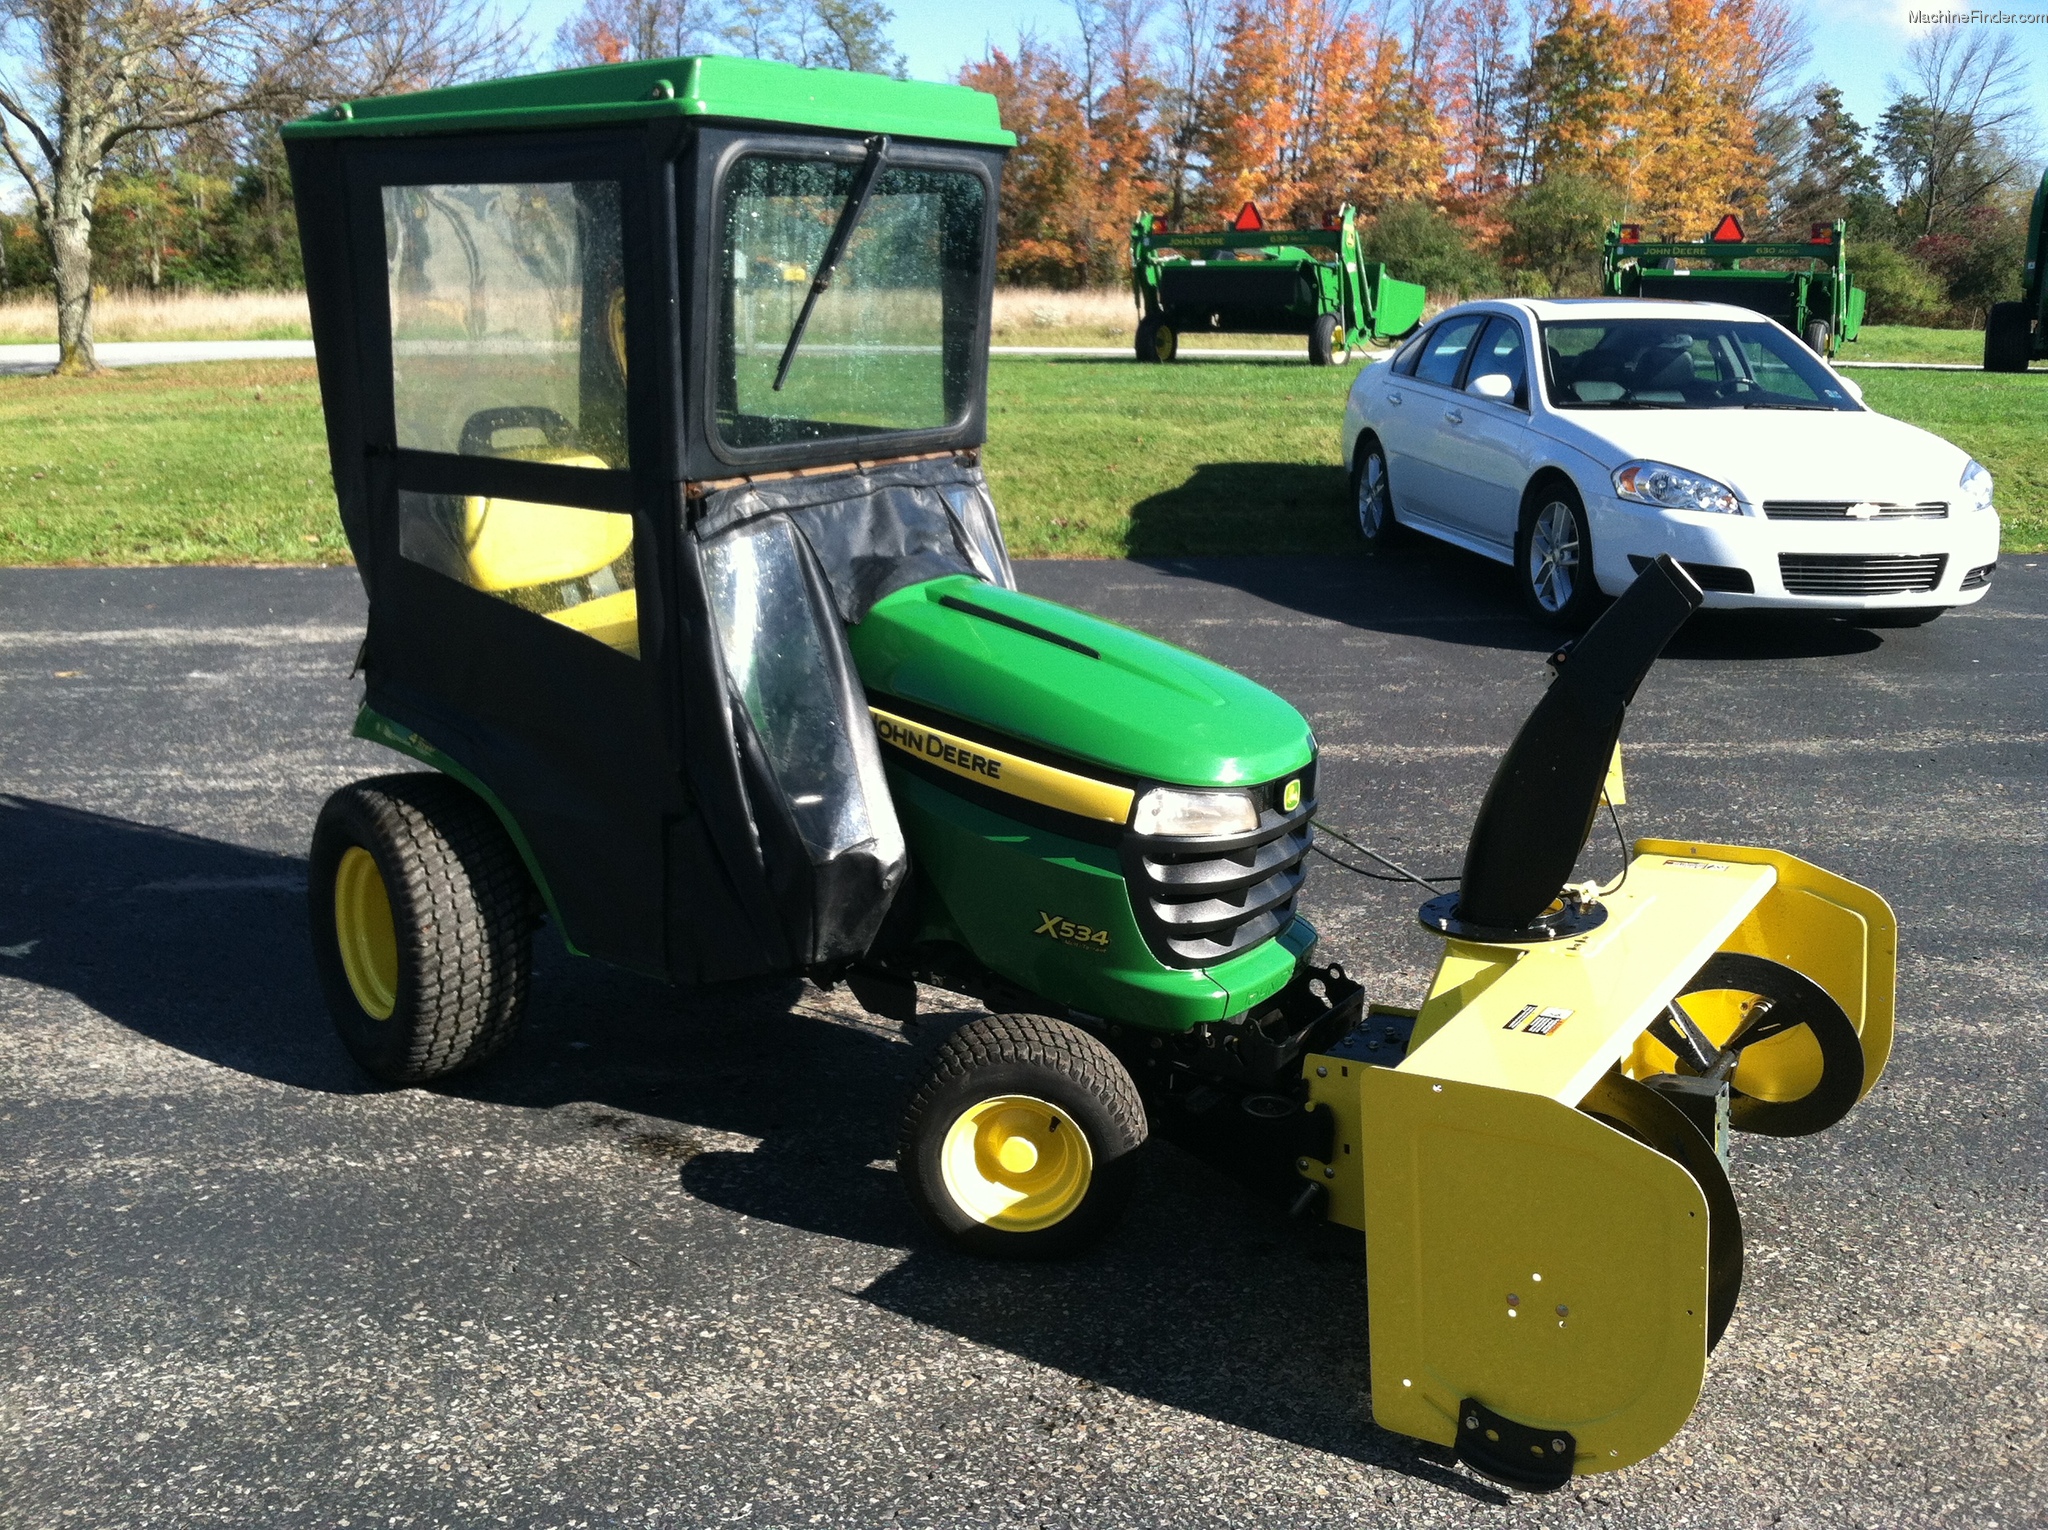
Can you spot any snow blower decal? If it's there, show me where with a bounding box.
[869,706,1136,825]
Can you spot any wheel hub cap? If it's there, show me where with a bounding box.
[1530,502,1580,612]
[334,846,398,1020]
[940,1094,1092,1231]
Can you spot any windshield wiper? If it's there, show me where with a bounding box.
[773,134,890,392]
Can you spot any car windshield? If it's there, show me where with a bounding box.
[1540,317,1861,412]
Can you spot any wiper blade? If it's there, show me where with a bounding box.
[773,134,890,393]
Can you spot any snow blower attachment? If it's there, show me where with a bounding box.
[1299,555,1896,1488]
[285,57,1893,1494]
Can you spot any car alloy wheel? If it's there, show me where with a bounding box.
[1528,500,1581,615]
[1359,451,1391,540]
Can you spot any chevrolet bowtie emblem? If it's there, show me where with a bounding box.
[1845,501,1881,519]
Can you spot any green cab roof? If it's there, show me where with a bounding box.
[282,54,1014,147]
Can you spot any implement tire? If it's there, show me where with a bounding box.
[1802,319,1831,356]
[1985,301,2032,373]
[309,773,536,1086]
[1309,312,1348,366]
[899,1013,1146,1259]
[1136,316,1178,364]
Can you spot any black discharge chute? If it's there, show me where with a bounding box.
[690,455,1015,968]
[1453,555,1703,932]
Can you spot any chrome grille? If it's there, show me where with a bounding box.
[1763,500,1948,521]
[1125,774,1314,969]
[1780,553,1947,595]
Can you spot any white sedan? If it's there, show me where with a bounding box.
[1340,298,2002,626]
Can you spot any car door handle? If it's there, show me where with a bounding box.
[1443,408,1464,425]
[1386,391,1402,406]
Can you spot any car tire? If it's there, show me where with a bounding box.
[1803,319,1831,356]
[1516,484,1601,629]
[308,773,537,1086]
[1984,301,2032,373]
[1352,438,1403,554]
[898,1013,1146,1260]
[1135,316,1178,364]
[1309,313,1348,367]
[1851,607,1943,628]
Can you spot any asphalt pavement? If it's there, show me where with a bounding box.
[2,552,2044,1528]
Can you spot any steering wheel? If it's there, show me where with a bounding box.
[458,406,576,457]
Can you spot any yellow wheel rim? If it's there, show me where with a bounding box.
[334,846,398,1020]
[940,1094,1093,1232]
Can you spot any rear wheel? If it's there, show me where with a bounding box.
[1353,438,1402,554]
[1135,316,1178,364]
[1984,301,2032,372]
[1802,319,1831,356]
[1309,313,1348,367]
[309,774,536,1085]
[899,1013,1146,1259]
[1516,485,1600,628]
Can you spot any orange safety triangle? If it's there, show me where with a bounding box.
[1709,214,1745,242]
[1232,201,1264,232]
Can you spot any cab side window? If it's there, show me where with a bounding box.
[384,181,628,467]
[1413,316,1484,389]
[1466,317,1529,408]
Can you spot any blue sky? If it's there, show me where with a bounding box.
[516,0,2048,139]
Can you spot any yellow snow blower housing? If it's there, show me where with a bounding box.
[1295,557,1895,1488]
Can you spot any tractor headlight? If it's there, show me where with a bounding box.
[1613,460,1740,515]
[1131,787,1260,838]
[1960,458,1995,514]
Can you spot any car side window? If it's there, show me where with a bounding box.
[1413,317,1483,389]
[1390,327,1430,376]
[1466,317,1529,408]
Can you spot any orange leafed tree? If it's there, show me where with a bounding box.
[1619,0,1769,235]
[1206,0,1438,225]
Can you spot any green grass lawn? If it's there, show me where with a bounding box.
[1840,325,1986,366]
[2,354,2041,564]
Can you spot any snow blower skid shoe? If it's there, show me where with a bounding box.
[1296,556,1896,1488]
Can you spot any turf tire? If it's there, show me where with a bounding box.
[1135,316,1178,364]
[1984,301,2032,373]
[1802,319,1831,356]
[308,773,536,1086]
[898,1013,1147,1259]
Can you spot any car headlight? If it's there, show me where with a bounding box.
[1612,461,1741,515]
[1131,787,1259,838]
[1960,458,1995,514]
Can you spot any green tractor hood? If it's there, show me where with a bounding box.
[850,575,1314,790]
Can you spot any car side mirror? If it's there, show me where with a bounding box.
[1467,372,1515,401]
[1839,376,1864,403]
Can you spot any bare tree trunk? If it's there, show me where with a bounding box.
[49,164,99,375]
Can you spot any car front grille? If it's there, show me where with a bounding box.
[1763,500,1948,520]
[1123,770,1315,969]
[1780,553,1948,595]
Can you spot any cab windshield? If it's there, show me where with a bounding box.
[1541,318,1861,412]
[716,154,986,450]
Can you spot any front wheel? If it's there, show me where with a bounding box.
[1353,439,1402,554]
[898,1013,1147,1259]
[1308,313,1349,367]
[1515,487,1601,628]
[308,774,536,1085]
[1135,316,1178,364]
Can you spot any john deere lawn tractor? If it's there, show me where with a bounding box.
[1129,201,1426,365]
[1984,167,2046,372]
[1604,215,1865,357]
[285,57,1895,1491]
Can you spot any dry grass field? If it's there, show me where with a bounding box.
[0,290,312,344]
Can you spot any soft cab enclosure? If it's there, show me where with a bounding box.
[286,57,1021,983]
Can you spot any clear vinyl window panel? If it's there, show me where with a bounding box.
[716,156,985,449]
[702,519,897,862]
[384,181,628,465]
[398,489,639,657]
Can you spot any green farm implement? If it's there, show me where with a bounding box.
[1984,167,2045,371]
[1129,202,1426,365]
[286,56,1893,1492]
[1603,215,1865,357]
